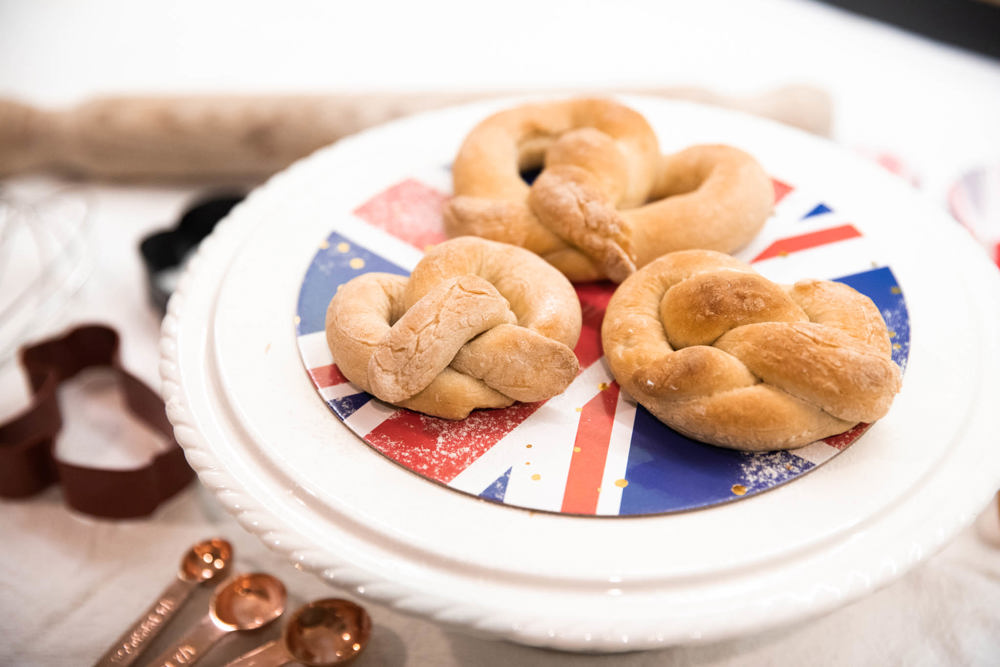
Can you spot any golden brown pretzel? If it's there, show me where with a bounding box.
[325,237,582,419]
[601,250,902,451]
[443,97,774,283]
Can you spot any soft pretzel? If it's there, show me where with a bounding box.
[601,250,902,451]
[443,97,773,283]
[325,236,582,419]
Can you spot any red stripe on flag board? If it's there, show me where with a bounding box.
[573,282,615,370]
[752,224,862,263]
[560,382,620,515]
[309,364,347,388]
[352,178,448,251]
[823,422,871,451]
[365,401,543,483]
[772,178,793,205]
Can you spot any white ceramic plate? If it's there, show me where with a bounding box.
[160,96,1000,652]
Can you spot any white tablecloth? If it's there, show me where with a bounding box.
[2,1,1000,664]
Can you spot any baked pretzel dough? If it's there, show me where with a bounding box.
[325,237,582,419]
[601,250,902,451]
[444,97,773,283]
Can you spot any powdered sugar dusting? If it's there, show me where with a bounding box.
[737,450,814,494]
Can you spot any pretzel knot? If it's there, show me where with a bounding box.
[601,250,902,451]
[443,98,774,283]
[325,237,582,419]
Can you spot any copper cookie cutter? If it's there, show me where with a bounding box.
[0,324,193,518]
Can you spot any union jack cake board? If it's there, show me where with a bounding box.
[295,169,910,517]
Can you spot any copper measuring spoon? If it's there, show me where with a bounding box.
[223,598,372,666]
[147,572,287,667]
[94,538,233,667]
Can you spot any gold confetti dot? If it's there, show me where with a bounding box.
[575,407,583,413]
[778,251,789,257]
[889,331,897,338]
[337,242,350,252]
[731,484,747,496]
[524,461,531,466]
[890,286,901,295]
[531,473,541,481]
[614,478,628,488]
[319,240,330,249]
[293,315,301,325]
[349,257,365,269]
[573,446,581,453]
[892,343,901,350]
[525,443,533,449]
[598,382,609,391]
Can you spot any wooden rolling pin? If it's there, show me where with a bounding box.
[0,85,831,182]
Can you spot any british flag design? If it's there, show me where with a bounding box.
[295,169,910,517]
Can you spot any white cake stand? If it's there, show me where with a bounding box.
[160,96,1000,652]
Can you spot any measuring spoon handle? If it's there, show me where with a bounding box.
[93,576,196,667]
[222,639,292,666]
[145,614,228,667]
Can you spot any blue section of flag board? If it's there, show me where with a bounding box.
[834,266,910,370]
[803,202,833,219]
[327,392,372,420]
[480,467,512,502]
[619,408,816,515]
[296,230,409,336]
